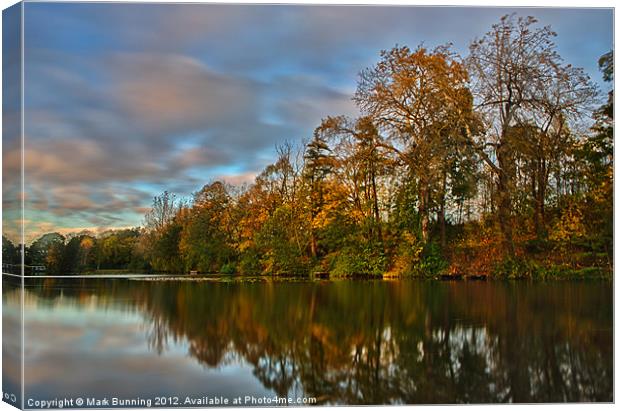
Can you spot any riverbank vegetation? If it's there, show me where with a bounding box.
[4,15,613,279]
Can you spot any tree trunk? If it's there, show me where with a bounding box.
[537,159,547,237]
[439,171,447,248]
[310,181,319,259]
[532,158,548,239]
[370,163,383,244]
[309,231,318,259]
[419,183,430,243]
[497,146,516,257]
[531,162,539,234]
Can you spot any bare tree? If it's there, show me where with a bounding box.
[144,191,180,233]
[466,14,597,253]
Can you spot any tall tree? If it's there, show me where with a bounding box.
[355,44,474,244]
[144,191,180,233]
[179,181,236,273]
[303,132,334,258]
[27,232,65,266]
[314,115,393,243]
[141,191,184,272]
[466,14,597,253]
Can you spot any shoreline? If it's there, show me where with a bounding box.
[4,271,611,281]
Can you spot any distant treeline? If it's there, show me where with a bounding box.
[2,229,146,274]
[3,15,613,278]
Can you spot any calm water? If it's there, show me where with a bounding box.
[2,276,613,405]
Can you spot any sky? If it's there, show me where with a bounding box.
[5,3,613,242]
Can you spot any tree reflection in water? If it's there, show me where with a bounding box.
[17,278,612,404]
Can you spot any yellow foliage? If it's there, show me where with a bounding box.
[549,204,586,243]
[80,237,94,249]
[311,180,350,229]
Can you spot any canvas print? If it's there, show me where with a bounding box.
[1,2,614,408]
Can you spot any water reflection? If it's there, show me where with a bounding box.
[2,275,22,407]
[6,277,613,404]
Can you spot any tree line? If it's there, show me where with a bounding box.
[2,229,146,274]
[4,15,613,278]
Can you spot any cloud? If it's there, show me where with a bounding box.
[170,147,232,170]
[26,183,152,220]
[215,172,257,186]
[23,49,298,183]
[109,53,261,134]
[22,48,354,191]
[269,74,358,129]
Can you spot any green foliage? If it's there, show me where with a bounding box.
[238,247,262,275]
[179,182,237,273]
[493,257,541,279]
[2,235,20,267]
[220,263,236,275]
[413,242,448,277]
[329,243,386,278]
[149,222,184,273]
[390,177,420,234]
[95,230,140,269]
[27,232,65,266]
[46,241,66,275]
[180,209,233,273]
[316,208,357,256]
[255,207,309,276]
[493,257,610,280]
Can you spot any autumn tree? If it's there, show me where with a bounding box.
[27,232,65,266]
[179,181,236,273]
[46,239,66,275]
[466,14,597,251]
[355,44,475,244]
[314,115,394,245]
[233,142,309,274]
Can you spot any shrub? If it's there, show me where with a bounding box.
[220,263,236,275]
[329,245,386,278]
[413,242,448,277]
[493,257,540,279]
[238,248,262,275]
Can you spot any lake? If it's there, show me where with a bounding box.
[2,276,613,405]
